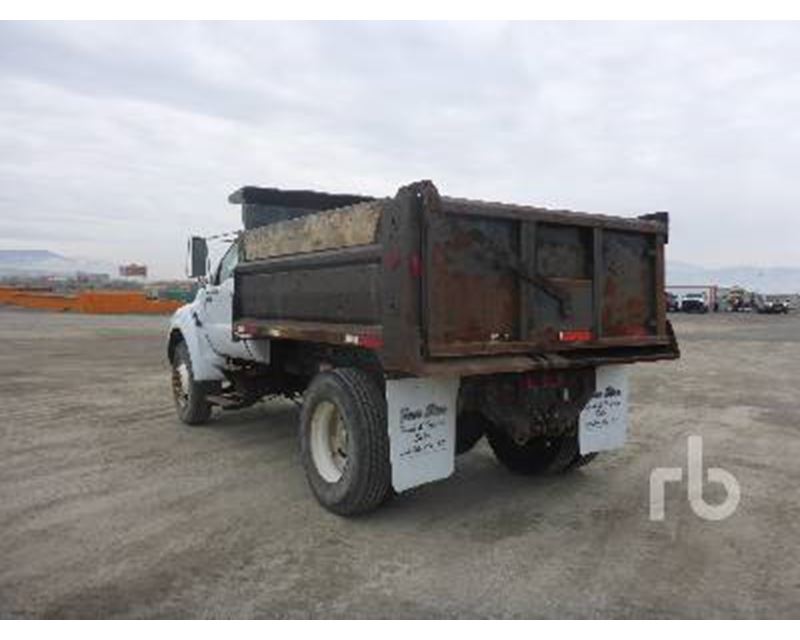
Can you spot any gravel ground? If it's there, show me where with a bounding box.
[0,307,798,618]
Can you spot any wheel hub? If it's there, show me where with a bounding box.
[172,362,190,409]
[310,400,349,483]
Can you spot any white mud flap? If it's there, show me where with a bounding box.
[386,377,459,492]
[579,365,630,454]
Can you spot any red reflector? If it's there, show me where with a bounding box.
[408,253,422,278]
[235,322,257,337]
[559,330,593,342]
[358,334,384,350]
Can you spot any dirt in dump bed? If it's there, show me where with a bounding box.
[242,199,386,262]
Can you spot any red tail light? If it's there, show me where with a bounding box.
[357,334,384,350]
[558,329,593,343]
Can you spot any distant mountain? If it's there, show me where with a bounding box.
[667,261,800,294]
[0,250,116,278]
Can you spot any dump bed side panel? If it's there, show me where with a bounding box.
[235,200,385,331]
[234,244,383,335]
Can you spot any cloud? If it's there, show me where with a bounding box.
[1,21,799,278]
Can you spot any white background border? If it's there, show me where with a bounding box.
[4,1,800,20]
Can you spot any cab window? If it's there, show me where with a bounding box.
[215,242,239,284]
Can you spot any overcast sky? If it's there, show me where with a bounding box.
[1,21,799,278]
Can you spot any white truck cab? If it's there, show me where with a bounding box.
[193,240,251,361]
[167,237,269,422]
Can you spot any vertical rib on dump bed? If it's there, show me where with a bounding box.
[233,180,678,376]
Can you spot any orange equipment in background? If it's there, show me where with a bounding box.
[0,287,182,315]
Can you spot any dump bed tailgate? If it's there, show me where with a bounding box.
[423,195,669,357]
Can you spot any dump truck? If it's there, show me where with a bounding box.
[168,180,679,515]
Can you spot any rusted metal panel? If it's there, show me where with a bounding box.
[601,230,656,338]
[419,188,666,355]
[527,224,594,343]
[377,182,427,373]
[536,224,593,278]
[530,279,593,339]
[425,212,519,347]
[416,341,678,377]
[241,200,384,261]
[427,334,670,357]
[232,179,677,376]
[654,235,667,336]
[426,192,597,351]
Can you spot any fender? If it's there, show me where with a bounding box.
[168,297,226,382]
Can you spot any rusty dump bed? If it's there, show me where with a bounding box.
[233,180,679,376]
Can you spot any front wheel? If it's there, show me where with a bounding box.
[299,368,392,516]
[171,341,212,425]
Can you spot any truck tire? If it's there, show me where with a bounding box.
[486,426,580,475]
[567,451,598,470]
[299,368,391,516]
[456,411,488,455]
[171,341,213,426]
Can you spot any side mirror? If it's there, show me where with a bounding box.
[187,236,208,279]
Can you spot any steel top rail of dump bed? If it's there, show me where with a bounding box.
[439,195,669,236]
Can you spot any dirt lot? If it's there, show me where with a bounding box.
[1,307,798,618]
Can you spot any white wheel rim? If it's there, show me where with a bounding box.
[172,362,190,408]
[310,400,349,483]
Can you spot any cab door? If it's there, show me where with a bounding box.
[201,242,251,360]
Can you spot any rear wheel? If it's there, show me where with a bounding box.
[300,368,392,516]
[456,411,488,454]
[486,423,589,475]
[568,451,598,470]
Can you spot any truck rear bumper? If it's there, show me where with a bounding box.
[417,320,679,377]
[415,340,679,377]
[234,318,679,378]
